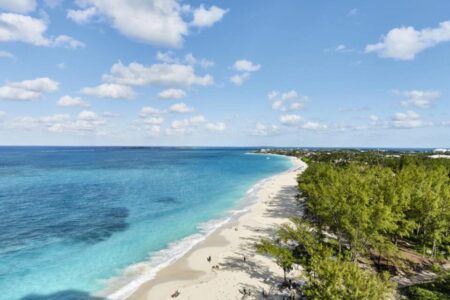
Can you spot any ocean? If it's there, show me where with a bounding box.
[0,147,292,300]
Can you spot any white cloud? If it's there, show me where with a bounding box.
[233,59,261,72]
[333,123,368,132]
[398,90,440,108]
[347,8,358,17]
[336,44,346,51]
[139,106,163,118]
[8,78,58,92]
[184,53,214,68]
[189,114,206,124]
[199,58,214,69]
[81,83,134,99]
[271,100,283,111]
[0,110,5,117]
[132,107,165,136]
[57,63,66,69]
[251,122,280,136]
[67,1,228,47]
[44,0,63,9]
[103,112,118,118]
[269,90,309,111]
[78,110,99,120]
[0,77,58,100]
[230,59,260,86]
[144,125,161,136]
[65,1,221,48]
[8,111,107,134]
[0,13,84,48]
[272,100,286,111]
[390,110,430,128]
[289,102,304,110]
[282,90,308,102]
[103,61,214,87]
[52,35,85,49]
[158,88,186,99]
[184,53,196,65]
[230,73,250,86]
[166,119,192,135]
[279,114,302,126]
[156,52,214,69]
[0,13,51,46]
[206,122,226,131]
[156,51,177,63]
[57,95,90,108]
[268,91,279,100]
[191,5,228,28]
[366,21,450,60]
[70,0,189,47]
[369,115,379,122]
[142,117,164,125]
[67,7,98,24]
[7,116,39,130]
[333,44,354,53]
[302,121,327,130]
[169,102,194,113]
[54,110,106,133]
[164,115,213,135]
[0,50,14,59]
[0,0,36,13]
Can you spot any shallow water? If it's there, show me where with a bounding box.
[0,147,291,300]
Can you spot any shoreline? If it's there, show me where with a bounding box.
[110,156,306,300]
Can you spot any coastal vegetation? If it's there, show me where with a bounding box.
[257,149,450,299]
[403,273,450,299]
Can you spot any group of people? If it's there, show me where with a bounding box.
[207,255,220,270]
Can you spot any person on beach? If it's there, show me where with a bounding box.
[289,288,296,299]
[207,256,211,263]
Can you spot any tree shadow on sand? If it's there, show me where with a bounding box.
[21,290,107,300]
[236,184,303,253]
[218,182,305,299]
[220,255,282,283]
[221,261,290,300]
[264,185,303,219]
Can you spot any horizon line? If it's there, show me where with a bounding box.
[0,145,444,149]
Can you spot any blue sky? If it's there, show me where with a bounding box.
[0,0,449,147]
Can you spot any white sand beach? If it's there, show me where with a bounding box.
[123,157,307,300]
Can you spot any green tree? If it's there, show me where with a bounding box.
[256,239,296,284]
[304,255,396,300]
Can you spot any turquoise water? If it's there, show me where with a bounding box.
[0,147,292,300]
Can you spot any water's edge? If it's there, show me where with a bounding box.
[99,154,295,300]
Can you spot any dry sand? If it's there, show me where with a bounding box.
[124,156,307,300]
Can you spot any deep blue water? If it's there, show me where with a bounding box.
[0,147,292,300]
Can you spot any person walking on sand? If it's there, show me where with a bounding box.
[289,288,296,300]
